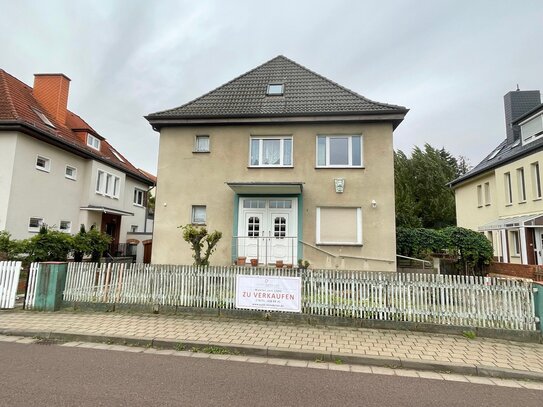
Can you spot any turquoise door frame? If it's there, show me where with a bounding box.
[231,193,303,263]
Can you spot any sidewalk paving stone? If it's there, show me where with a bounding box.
[1,310,543,381]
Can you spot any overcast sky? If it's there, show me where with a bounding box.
[1,0,542,174]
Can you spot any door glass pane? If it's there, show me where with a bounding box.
[248,217,260,237]
[283,139,292,166]
[250,139,260,165]
[243,199,266,209]
[274,217,286,238]
[317,136,326,166]
[262,139,281,165]
[269,200,291,209]
[329,137,349,165]
[352,136,361,166]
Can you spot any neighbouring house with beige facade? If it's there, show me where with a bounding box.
[0,69,155,262]
[452,89,543,265]
[146,56,408,271]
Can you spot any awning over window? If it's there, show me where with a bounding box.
[478,213,543,231]
[80,205,134,216]
[226,182,303,195]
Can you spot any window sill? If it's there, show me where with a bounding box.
[191,223,207,226]
[510,255,520,258]
[248,165,294,169]
[316,242,363,247]
[36,166,50,173]
[533,198,542,201]
[477,205,483,208]
[485,204,491,207]
[133,203,144,208]
[519,201,527,204]
[505,204,513,207]
[193,150,210,154]
[315,166,364,169]
[65,176,77,181]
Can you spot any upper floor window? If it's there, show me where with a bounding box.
[36,155,51,172]
[532,162,542,199]
[504,172,512,205]
[316,135,363,168]
[517,167,526,202]
[484,182,491,206]
[520,113,543,145]
[87,134,101,150]
[194,135,210,152]
[65,165,77,180]
[250,137,292,167]
[96,170,120,198]
[266,84,284,96]
[477,185,483,207]
[133,188,145,206]
[59,220,71,233]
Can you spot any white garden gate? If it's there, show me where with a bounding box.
[0,261,22,309]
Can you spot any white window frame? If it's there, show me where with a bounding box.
[504,172,513,205]
[266,84,284,95]
[517,167,526,202]
[65,165,77,180]
[130,225,138,233]
[191,205,207,225]
[532,162,542,200]
[477,185,483,208]
[59,220,72,233]
[316,207,362,245]
[133,188,145,207]
[316,135,363,168]
[510,230,520,257]
[96,169,120,199]
[87,133,101,150]
[28,217,43,232]
[249,136,293,167]
[484,182,491,206]
[194,135,210,152]
[36,155,51,172]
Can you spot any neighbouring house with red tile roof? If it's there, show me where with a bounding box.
[0,69,155,262]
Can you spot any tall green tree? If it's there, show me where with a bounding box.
[395,144,470,229]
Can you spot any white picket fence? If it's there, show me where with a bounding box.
[24,263,40,310]
[63,263,538,331]
[0,261,22,309]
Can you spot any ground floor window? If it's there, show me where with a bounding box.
[316,207,362,245]
[509,230,520,257]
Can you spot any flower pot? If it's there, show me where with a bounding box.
[237,256,247,266]
[285,263,293,269]
[275,260,284,268]
[250,258,258,267]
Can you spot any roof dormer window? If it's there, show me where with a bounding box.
[267,84,284,96]
[110,148,125,163]
[31,107,55,128]
[87,133,101,150]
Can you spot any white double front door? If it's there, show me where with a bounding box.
[237,197,297,264]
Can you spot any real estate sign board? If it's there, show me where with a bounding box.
[235,275,302,313]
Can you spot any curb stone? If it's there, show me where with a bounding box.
[1,328,543,382]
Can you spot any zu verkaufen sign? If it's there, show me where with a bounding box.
[235,275,302,313]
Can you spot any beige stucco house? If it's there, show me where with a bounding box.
[452,89,543,265]
[0,69,155,262]
[146,56,408,271]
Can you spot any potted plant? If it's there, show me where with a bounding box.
[297,259,310,270]
[237,256,247,266]
[250,258,258,267]
[275,260,284,268]
[285,263,293,269]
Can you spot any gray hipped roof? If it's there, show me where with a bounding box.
[450,102,543,187]
[146,55,408,125]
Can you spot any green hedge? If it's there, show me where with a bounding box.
[397,226,493,275]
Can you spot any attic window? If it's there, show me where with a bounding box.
[487,146,503,161]
[267,84,284,96]
[110,148,125,163]
[31,108,55,128]
[87,134,101,150]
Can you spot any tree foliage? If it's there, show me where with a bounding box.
[395,144,470,229]
[180,224,222,266]
[396,226,493,275]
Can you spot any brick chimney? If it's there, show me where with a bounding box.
[33,73,71,125]
[504,89,541,144]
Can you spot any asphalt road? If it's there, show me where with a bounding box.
[0,342,541,407]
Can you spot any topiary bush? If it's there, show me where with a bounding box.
[180,224,222,266]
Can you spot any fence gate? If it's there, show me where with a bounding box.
[0,261,22,309]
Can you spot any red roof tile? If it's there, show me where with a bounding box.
[0,69,154,185]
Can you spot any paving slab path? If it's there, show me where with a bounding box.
[1,310,543,378]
